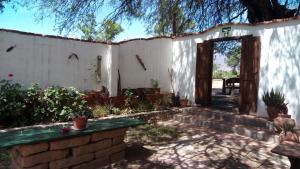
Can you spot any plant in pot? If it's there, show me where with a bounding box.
[72,111,91,130]
[262,89,287,121]
[279,122,299,143]
[180,96,189,107]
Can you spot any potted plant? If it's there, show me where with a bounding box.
[180,96,189,107]
[262,89,287,121]
[279,122,299,143]
[72,111,90,130]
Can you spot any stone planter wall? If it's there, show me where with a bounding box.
[10,128,127,169]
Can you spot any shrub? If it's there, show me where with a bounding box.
[92,105,110,117]
[43,86,86,122]
[0,80,25,126]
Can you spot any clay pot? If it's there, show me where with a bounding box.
[266,106,280,121]
[279,131,299,143]
[72,116,88,130]
[273,117,295,133]
[180,99,189,107]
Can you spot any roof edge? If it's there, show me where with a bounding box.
[0,16,299,44]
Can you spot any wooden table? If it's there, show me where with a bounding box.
[271,141,300,169]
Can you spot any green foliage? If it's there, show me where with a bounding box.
[78,14,123,41]
[136,98,153,112]
[262,89,287,112]
[43,86,86,122]
[213,70,239,79]
[92,105,110,117]
[225,46,241,73]
[124,89,134,108]
[78,14,99,41]
[99,19,123,41]
[282,121,294,134]
[155,95,171,110]
[0,80,25,125]
[126,124,179,144]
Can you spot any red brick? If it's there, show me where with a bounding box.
[95,143,126,159]
[72,157,109,169]
[50,136,90,150]
[91,128,126,142]
[112,135,124,145]
[11,159,48,169]
[17,150,69,168]
[72,139,112,156]
[49,153,94,169]
[14,143,49,157]
[110,151,125,162]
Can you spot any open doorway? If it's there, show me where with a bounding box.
[211,40,241,110]
[195,36,260,114]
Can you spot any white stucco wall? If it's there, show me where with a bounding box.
[172,19,300,127]
[1,18,300,126]
[118,38,173,92]
[0,31,113,92]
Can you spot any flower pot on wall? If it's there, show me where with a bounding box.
[180,99,188,107]
[279,131,299,143]
[273,117,295,133]
[72,116,87,130]
[266,106,280,121]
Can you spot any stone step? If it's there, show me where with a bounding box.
[173,109,274,131]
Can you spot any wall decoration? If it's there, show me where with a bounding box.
[68,53,79,60]
[6,45,16,52]
[136,55,147,71]
[96,55,102,82]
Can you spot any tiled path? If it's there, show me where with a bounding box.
[109,121,290,169]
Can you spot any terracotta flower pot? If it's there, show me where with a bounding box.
[279,131,299,143]
[273,117,295,133]
[180,99,188,107]
[72,116,88,130]
[266,106,280,121]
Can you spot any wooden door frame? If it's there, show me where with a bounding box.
[195,35,260,113]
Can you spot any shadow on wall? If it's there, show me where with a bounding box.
[172,38,197,102]
[258,25,300,127]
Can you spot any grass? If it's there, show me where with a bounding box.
[126,124,180,145]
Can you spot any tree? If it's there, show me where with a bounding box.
[78,14,99,40]
[78,14,123,41]
[225,46,241,74]
[99,19,123,41]
[6,0,300,35]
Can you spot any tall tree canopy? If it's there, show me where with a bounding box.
[2,0,300,36]
[78,14,123,41]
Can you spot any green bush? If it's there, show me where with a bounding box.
[0,80,25,126]
[43,86,86,122]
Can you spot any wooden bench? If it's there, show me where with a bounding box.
[271,141,300,169]
[222,77,240,95]
[0,118,144,169]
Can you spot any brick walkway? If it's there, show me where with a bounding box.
[108,121,290,169]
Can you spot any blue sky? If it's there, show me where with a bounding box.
[0,3,149,41]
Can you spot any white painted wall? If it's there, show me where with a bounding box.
[1,18,300,126]
[173,19,300,127]
[0,31,113,92]
[118,38,173,92]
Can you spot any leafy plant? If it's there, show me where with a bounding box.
[0,80,25,126]
[92,105,110,117]
[73,110,91,118]
[124,89,134,108]
[282,121,294,135]
[43,86,87,122]
[155,94,171,110]
[150,79,159,88]
[262,89,286,110]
